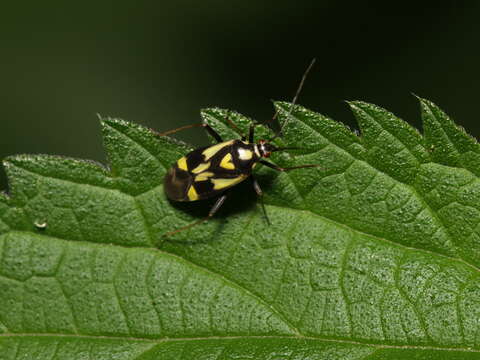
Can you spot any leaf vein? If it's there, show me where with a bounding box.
[3,333,480,352]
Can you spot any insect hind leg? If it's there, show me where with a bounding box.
[157,123,223,143]
[252,176,270,225]
[259,160,319,172]
[164,194,228,237]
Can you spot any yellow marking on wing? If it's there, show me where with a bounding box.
[195,172,214,182]
[219,153,235,170]
[237,148,253,160]
[202,140,234,160]
[191,161,211,174]
[211,175,248,190]
[187,185,199,201]
[177,157,188,171]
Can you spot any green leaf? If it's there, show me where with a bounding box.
[1,98,480,359]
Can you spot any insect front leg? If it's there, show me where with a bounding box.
[252,176,270,225]
[157,123,223,143]
[259,160,319,172]
[164,194,228,237]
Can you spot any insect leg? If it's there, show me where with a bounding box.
[223,110,245,140]
[239,123,258,143]
[248,124,256,143]
[259,160,319,172]
[164,194,228,237]
[157,123,223,143]
[252,176,270,225]
[221,110,256,142]
[202,124,224,143]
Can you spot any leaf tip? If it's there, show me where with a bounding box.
[272,100,291,111]
[413,94,437,114]
[100,116,152,139]
[345,100,361,110]
[273,101,312,120]
[2,154,38,180]
[200,107,226,119]
[348,100,381,110]
[100,116,122,128]
[3,154,30,168]
[410,92,421,100]
[2,159,11,173]
[410,92,431,104]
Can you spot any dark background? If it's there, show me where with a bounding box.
[1,1,479,191]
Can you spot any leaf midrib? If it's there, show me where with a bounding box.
[1,333,480,353]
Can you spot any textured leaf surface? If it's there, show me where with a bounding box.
[1,98,480,359]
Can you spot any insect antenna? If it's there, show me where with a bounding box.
[269,58,316,141]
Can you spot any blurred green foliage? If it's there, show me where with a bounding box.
[1,1,479,191]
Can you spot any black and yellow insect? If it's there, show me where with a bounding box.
[161,59,317,236]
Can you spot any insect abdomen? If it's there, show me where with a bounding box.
[164,165,194,201]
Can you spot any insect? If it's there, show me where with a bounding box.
[161,59,317,236]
